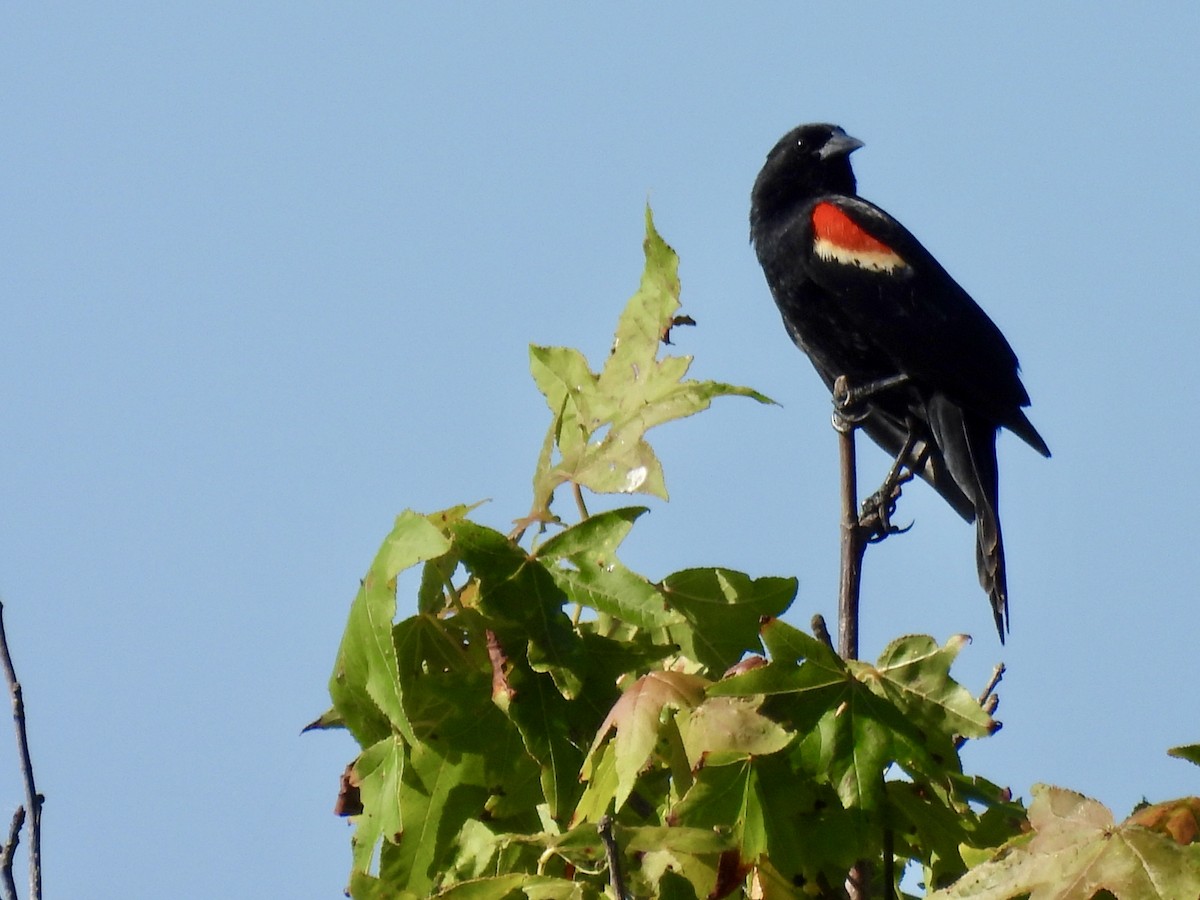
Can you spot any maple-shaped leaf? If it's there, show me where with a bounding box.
[661,568,797,673]
[579,670,708,814]
[709,617,843,695]
[928,784,1200,900]
[865,634,993,746]
[451,520,585,699]
[536,507,684,629]
[524,207,772,523]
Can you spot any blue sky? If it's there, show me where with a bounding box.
[4,4,1200,897]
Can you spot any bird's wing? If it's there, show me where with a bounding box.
[801,196,1038,432]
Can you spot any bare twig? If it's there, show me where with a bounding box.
[0,602,41,900]
[598,815,627,900]
[955,663,1007,749]
[833,376,865,662]
[0,806,23,900]
[978,663,1006,706]
[833,377,871,900]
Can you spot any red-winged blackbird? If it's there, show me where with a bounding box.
[750,123,1049,642]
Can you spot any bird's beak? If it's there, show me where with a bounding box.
[820,131,864,160]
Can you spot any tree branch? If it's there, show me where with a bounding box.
[0,602,41,900]
[0,806,23,900]
[834,376,864,662]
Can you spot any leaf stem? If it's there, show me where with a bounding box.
[572,482,590,521]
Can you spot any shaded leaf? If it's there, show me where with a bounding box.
[375,740,489,896]
[669,757,769,864]
[661,568,796,673]
[501,653,585,821]
[452,520,584,698]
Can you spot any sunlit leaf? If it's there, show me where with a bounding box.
[677,696,793,766]
[584,670,707,812]
[537,507,683,629]
[526,207,773,521]
[928,785,1200,899]
[330,509,456,746]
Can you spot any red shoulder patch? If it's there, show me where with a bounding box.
[811,202,908,272]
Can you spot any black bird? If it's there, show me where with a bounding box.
[750,123,1049,642]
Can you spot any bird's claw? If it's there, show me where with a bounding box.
[859,469,916,542]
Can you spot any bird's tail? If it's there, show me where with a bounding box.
[926,395,1008,642]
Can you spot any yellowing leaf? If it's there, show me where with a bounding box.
[929,785,1200,900]
[525,207,772,523]
[677,696,793,767]
[584,670,708,812]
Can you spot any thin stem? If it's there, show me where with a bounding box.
[0,602,40,900]
[572,483,590,521]
[834,377,868,898]
[598,815,627,900]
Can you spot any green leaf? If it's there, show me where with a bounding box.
[452,520,584,698]
[330,509,455,746]
[500,652,586,821]
[869,634,993,743]
[536,507,683,629]
[432,874,592,900]
[393,616,515,753]
[669,757,769,863]
[929,784,1200,900]
[661,569,796,672]
[622,825,734,855]
[350,736,408,874]
[574,738,620,825]
[750,753,866,889]
[1169,744,1200,768]
[375,740,490,896]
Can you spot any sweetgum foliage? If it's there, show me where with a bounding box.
[311,210,1200,900]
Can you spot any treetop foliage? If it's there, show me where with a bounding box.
[310,210,1199,899]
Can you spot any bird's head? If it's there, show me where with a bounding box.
[751,123,863,228]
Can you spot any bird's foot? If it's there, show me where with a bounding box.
[859,469,915,542]
[831,373,911,432]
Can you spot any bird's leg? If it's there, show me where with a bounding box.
[831,374,921,540]
[860,425,927,542]
[832,373,911,428]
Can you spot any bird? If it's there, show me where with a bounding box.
[749,123,1049,642]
